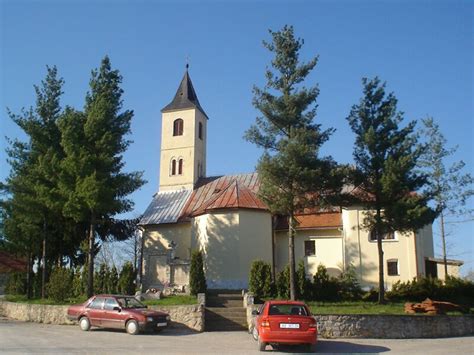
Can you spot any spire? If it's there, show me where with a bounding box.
[161,66,208,119]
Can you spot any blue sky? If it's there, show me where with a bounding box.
[1,0,473,273]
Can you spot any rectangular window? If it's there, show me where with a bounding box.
[304,240,316,256]
[387,260,399,276]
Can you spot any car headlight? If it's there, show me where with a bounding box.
[147,317,154,322]
[166,315,171,321]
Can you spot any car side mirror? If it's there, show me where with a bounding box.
[251,310,259,316]
[113,306,121,312]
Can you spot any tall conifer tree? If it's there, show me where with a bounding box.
[346,77,435,303]
[245,26,343,300]
[59,56,145,297]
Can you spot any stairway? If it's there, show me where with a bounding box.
[205,290,247,331]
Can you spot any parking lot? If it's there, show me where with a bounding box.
[1,318,473,354]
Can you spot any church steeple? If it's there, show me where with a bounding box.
[158,67,208,191]
[161,67,208,119]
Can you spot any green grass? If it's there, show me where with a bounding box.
[308,301,406,315]
[142,295,197,306]
[4,294,87,305]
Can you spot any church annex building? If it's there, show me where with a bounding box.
[138,68,462,291]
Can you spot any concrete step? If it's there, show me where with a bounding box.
[205,308,246,317]
[205,320,247,331]
[206,300,244,308]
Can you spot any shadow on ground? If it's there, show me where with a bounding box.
[263,339,390,353]
[91,327,197,336]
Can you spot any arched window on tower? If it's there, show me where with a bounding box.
[198,122,203,140]
[178,159,183,175]
[171,159,177,176]
[173,119,184,136]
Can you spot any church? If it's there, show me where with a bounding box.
[139,68,462,292]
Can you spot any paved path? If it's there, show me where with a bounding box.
[0,318,473,354]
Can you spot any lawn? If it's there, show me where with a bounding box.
[4,294,198,306]
[142,295,197,306]
[308,301,406,315]
[4,294,87,305]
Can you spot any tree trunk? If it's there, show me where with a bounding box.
[288,213,296,301]
[376,209,385,304]
[26,251,32,299]
[87,216,95,298]
[440,211,448,278]
[41,220,47,299]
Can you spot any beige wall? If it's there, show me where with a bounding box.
[142,223,192,289]
[342,207,434,289]
[275,229,343,278]
[192,209,273,289]
[436,263,461,279]
[159,108,207,191]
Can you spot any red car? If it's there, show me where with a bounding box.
[252,300,317,352]
[67,294,170,335]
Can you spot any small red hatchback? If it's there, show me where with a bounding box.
[252,300,317,352]
[67,294,170,335]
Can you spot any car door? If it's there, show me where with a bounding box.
[103,297,125,329]
[86,297,106,327]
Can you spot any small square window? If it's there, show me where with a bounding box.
[304,240,315,256]
[387,260,399,276]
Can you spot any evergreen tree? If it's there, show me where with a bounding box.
[346,77,435,303]
[245,25,343,300]
[249,260,274,300]
[108,265,119,294]
[189,250,207,296]
[3,66,67,298]
[118,261,136,295]
[296,259,311,300]
[418,117,473,277]
[276,265,290,299]
[59,56,145,297]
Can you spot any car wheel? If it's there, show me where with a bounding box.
[252,326,259,341]
[79,317,90,331]
[126,320,139,335]
[257,336,266,351]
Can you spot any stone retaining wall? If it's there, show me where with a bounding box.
[315,314,474,338]
[0,300,204,332]
[244,295,474,338]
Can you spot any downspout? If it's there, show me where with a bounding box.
[138,226,145,291]
[356,209,363,283]
[413,231,419,278]
[271,215,276,282]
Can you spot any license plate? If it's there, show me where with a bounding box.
[157,322,167,327]
[280,323,300,329]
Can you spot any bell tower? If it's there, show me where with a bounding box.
[159,66,208,191]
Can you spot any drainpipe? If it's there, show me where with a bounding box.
[138,226,145,291]
[271,215,277,282]
[356,209,363,283]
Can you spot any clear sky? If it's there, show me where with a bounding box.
[1,0,473,273]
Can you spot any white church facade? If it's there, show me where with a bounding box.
[139,68,462,291]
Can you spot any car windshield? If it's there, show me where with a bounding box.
[268,304,308,316]
[116,297,146,309]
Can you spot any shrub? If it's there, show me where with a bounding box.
[189,250,207,296]
[118,262,136,295]
[387,276,474,306]
[296,260,311,300]
[72,267,83,298]
[276,265,290,299]
[46,267,72,302]
[249,260,274,300]
[95,263,109,294]
[338,264,363,301]
[312,264,340,301]
[5,272,26,295]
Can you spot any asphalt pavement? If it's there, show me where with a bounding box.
[0,318,473,354]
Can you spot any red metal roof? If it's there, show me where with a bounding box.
[180,173,268,218]
[0,251,27,272]
[275,212,342,230]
